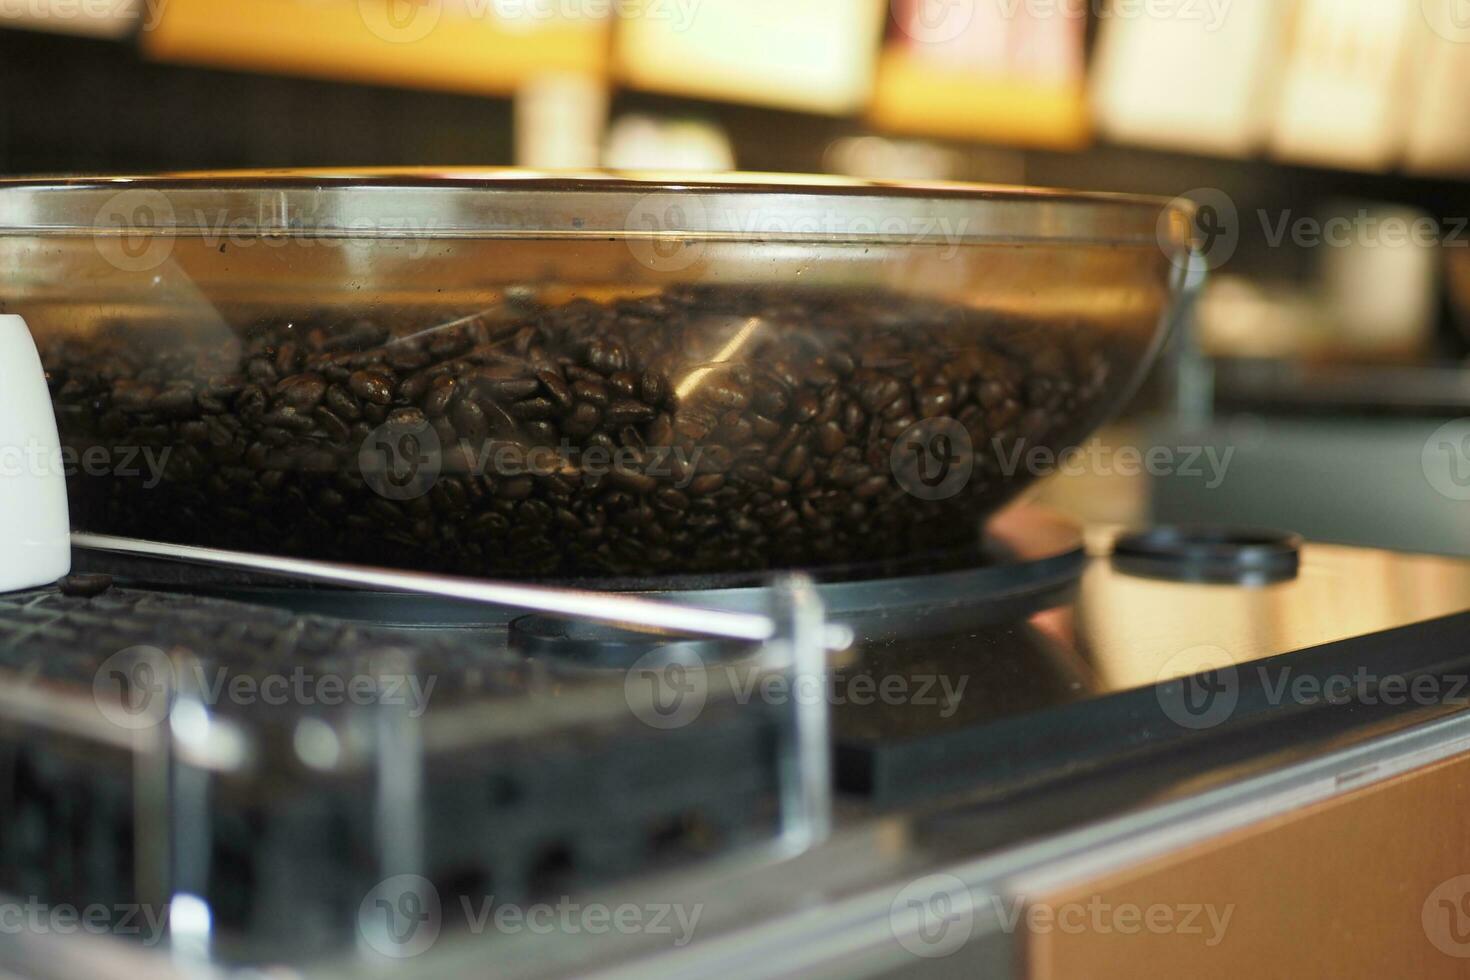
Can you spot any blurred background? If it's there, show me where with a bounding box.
[5,0,1470,554]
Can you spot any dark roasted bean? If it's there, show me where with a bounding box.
[572,379,609,406]
[510,398,557,421]
[499,476,534,500]
[153,386,197,417]
[59,573,114,597]
[275,343,300,376]
[537,369,574,409]
[44,284,1108,578]
[584,338,626,374]
[640,370,668,406]
[425,376,457,417]
[609,371,639,398]
[397,372,431,403]
[349,370,394,405]
[325,384,362,419]
[605,400,656,426]
[278,373,327,411]
[313,407,351,443]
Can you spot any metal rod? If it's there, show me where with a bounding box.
[770,576,833,849]
[72,532,849,650]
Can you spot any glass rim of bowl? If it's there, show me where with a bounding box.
[0,168,1197,253]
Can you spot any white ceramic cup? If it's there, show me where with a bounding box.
[0,315,72,591]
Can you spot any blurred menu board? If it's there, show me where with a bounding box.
[1404,7,1470,175]
[614,0,886,115]
[868,0,1088,149]
[1091,0,1288,157]
[143,0,609,95]
[1268,0,1417,171]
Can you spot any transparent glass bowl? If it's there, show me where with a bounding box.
[0,170,1196,581]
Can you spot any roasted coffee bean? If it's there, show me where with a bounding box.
[918,386,953,419]
[451,398,490,442]
[45,285,1112,578]
[246,358,279,385]
[59,573,113,597]
[262,406,316,432]
[572,379,608,406]
[425,376,458,417]
[584,338,626,374]
[609,465,658,494]
[859,377,904,414]
[397,372,431,404]
[640,370,668,407]
[349,370,394,406]
[313,407,351,443]
[387,407,428,428]
[537,369,574,410]
[484,376,540,401]
[780,444,810,481]
[609,371,639,399]
[510,398,557,421]
[277,373,327,411]
[688,473,725,496]
[325,384,361,420]
[605,400,656,426]
[275,343,301,376]
[499,476,534,501]
[563,402,600,437]
[153,386,197,417]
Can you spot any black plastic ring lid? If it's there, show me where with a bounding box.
[1111,526,1303,585]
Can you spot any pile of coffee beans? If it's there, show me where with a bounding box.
[41,286,1124,579]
